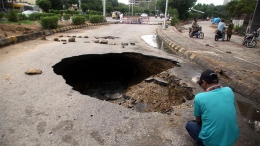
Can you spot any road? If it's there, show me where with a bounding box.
[0,19,259,146]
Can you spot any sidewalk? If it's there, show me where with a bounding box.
[157,25,260,103]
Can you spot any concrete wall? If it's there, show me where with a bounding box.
[232,19,244,27]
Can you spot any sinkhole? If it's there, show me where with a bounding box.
[53,52,194,113]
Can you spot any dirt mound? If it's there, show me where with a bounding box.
[0,21,73,38]
[124,72,194,113]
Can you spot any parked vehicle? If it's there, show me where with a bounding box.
[189,26,204,39]
[140,13,148,17]
[242,30,259,48]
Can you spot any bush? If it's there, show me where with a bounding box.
[63,14,70,20]
[41,13,55,17]
[89,15,104,23]
[72,15,85,25]
[0,12,5,19]
[8,9,19,22]
[170,17,179,26]
[40,16,58,29]
[234,25,242,32]
[28,13,41,21]
[18,13,28,20]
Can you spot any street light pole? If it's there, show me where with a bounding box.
[2,0,4,9]
[103,0,106,17]
[162,0,168,29]
[132,0,134,16]
[78,0,81,13]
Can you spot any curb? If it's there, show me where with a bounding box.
[156,25,260,104]
[0,22,108,48]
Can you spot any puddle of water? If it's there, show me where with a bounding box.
[141,35,176,54]
[236,100,260,132]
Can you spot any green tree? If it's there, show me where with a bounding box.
[50,0,64,10]
[225,0,256,17]
[36,0,51,12]
[158,0,197,20]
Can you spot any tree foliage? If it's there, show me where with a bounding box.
[158,0,197,20]
[49,0,64,10]
[36,0,51,12]
[225,0,256,17]
[193,3,227,19]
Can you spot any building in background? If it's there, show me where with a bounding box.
[223,0,231,5]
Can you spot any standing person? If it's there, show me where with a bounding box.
[186,69,240,146]
[217,19,226,41]
[226,20,234,41]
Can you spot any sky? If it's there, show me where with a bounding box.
[118,0,224,6]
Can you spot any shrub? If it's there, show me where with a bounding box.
[234,25,242,32]
[8,9,19,22]
[41,13,55,17]
[72,15,85,25]
[0,12,5,19]
[63,14,70,20]
[89,15,104,23]
[40,16,58,29]
[18,13,28,20]
[28,13,41,21]
[170,17,179,26]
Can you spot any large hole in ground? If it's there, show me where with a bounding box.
[53,52,194,113]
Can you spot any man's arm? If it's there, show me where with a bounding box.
[195,116,202,124]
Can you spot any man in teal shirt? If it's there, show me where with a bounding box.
[186,70,240,146]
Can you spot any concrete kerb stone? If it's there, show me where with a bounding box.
[48,30,54,35]
[16,35,24,43]
[43,30,51,36]
[250,89,260,103]
[0,38,6,47]
[236,83,255,97]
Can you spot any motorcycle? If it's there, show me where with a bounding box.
[215,30,223,41]
[189,26,204,39]
[242,30,259,48]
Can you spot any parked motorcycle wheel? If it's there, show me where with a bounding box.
[215,35,218,41]
[199,32,204,39]
[246,40,257,48]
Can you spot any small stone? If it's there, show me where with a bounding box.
[49,131,53,134]
[25,69,42,75]
[122,45,125,48]
[94,40,99,43]
[130,43,135,45]
[226,51,231,54]
[72,36,76,38]
[121,42,128,46]
[63,42,66,44]
[205,44,209,46]
[100,40,108,44]
[68,38,75,42]
[84,36,88,38]
[61,39,66,42]
[78,36,82,38]
[111,42,116,45]
[84,41,90,43]
[59,35,63,37]
[41,36,46,40]
[178,28,182,33]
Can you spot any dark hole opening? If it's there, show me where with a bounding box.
[53,52,178,100]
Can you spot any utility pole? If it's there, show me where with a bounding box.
[103,0,106,17]
[2,0,4,10]
[78,0,81,13]
[132,0,134,16]
[162,0,168,29]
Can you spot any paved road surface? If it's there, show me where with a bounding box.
[0,21,259,145]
